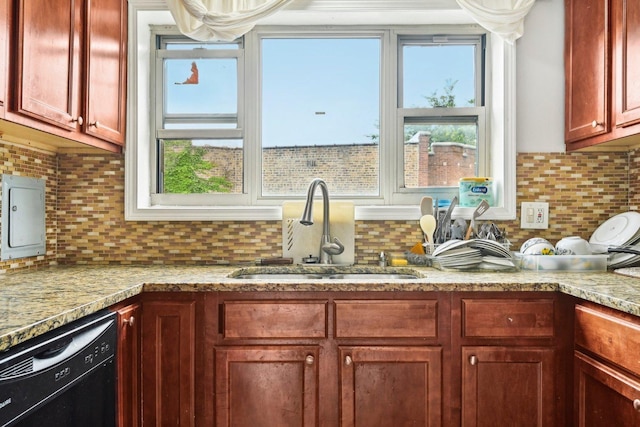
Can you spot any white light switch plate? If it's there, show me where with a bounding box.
[520,202,549,229]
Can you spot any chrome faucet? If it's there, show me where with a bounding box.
[300,178,344,264]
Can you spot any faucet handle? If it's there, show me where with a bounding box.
[323,237,345,256]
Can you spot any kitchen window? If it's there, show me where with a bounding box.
[126,5,517,221]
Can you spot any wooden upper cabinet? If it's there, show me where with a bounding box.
[14,0,82,130]
[565,0,640,150]
[84,0,127,145]
[614,0,640,128]
[0,0,8,117]
[564,0,610,144]
[9,0,126,150]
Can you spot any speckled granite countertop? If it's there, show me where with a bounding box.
[1,264,640,352]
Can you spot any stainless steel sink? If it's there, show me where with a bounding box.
[230,271,420,280]
[325,273,418,280]
[232,273,327,280]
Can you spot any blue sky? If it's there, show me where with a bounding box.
[165,37,475,147]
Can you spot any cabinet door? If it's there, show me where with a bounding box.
[575,351,640,426]
[141,299,197,426]
[565,0,610,143]
[614,0,640,127]
[116,302,141,427]
[339,346,442,427]
[84,0,127,145]
[14,0,81,130]
[461,346,555,427]
[215,346,319,427]
[0,0,8,117]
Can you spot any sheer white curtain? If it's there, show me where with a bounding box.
[456,0,535,44]
[165,0,293,41]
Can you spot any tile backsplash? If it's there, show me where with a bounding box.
[0,140,635,273]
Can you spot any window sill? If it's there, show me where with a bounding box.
[124,204,515,222]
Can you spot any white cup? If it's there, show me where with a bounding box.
[555,236,592,255]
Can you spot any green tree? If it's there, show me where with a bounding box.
[404,79,477,145]
[163,140,233,193]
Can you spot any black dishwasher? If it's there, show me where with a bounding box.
[0,310,117,427]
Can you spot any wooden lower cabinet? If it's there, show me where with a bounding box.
[339,346,442,427]
[575,351,640,426]
[113,301,141,427]
[211,292,447,427]
[574,302,640,425]
[122,291,574,425]
[214,346,319,426]
[453,293,570,427]
[461,346,556,427]
[140,293,201,426]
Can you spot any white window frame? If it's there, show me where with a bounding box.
[125,1,516,222]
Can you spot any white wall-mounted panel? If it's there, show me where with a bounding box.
[1,175,46,261]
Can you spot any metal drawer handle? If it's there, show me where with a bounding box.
[305,355,314,365]
[633,399,640,411]
[345,355,353,366]
[469,355,478,366]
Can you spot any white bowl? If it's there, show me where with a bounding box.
[555,236,592,255]
[520,238,555,255]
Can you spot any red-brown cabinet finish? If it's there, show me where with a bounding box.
[574,303,640,425]
[141,297,197,426]
[461,346,556,427]
[84,0,127,145]
[14,0,82,131]
[339,346,442,427]
[10,0,126,151]
[114,302,141,427]
[0,0,8,117]
[564,0,610,144]
[452,294,569,427]
[565,0,640,150]
[215,346,319,427]
[613,0,640,127]
[575,351,640,426]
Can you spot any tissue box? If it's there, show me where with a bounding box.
[518,254,608,272]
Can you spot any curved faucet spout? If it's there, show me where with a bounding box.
[300,178,343,264]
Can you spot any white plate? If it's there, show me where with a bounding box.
[471,239,512,258]
[590,212,640,248]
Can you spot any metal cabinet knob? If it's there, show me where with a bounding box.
[591,120,602,128]
[122,316,135,327]
[89,120,101,129]
[71,116,84,126]
[345,355,353,366]
[469,355,478,366]
[633,399,640,411]
[305,355,314,365]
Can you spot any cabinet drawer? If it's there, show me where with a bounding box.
[223,301,327,339]
[575,304,640,375]
[334,300,438,338]
[462,298,555,338]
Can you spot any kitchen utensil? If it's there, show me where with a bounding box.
[420,196,433,216]
[420,214,437,254]
[450,218,467,240]
[465,200,490,240]
[436,196,458,243]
